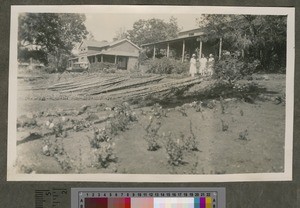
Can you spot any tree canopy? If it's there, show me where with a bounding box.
[18,13,88,70]
[127,17,180,46]
[197,14,287,72]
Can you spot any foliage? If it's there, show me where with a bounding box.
[176,106,187,117]
[89,128,112,149]
[214,55,261,84]
[182,120,199,151]
[108,102,137,135]
[18,13,88,70]
[221,119,229,131]
[164,133,184,166]
[18,45,48,65]
[88,127,116,169]
[127,17,180,46]
[197,14,286,72]
[71,119,92,132]
[51,121,68,138]
[42,137,72,171]
[89,62,117,72]
[144,57,189,74]
[113,27,128,41]
[92,142,116,168]
[239,130,249,140]
[144,117,161,151]
[151,103,167,118]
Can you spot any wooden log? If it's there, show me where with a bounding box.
[99,77,201,99]
[114,78,203,99]
[105,77,198,95]
[90,75,165,95]
[60,77,129,93]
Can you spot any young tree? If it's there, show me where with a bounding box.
[127,17,180,46]
[18,13,88,71]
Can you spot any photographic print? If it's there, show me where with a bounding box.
[7,6,294,182]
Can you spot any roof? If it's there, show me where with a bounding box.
[81,39,141,50]
[178,28,203,36]
[71,39,141,59]
[141,33,204,47]
[109,39,141,50]
[84,40,110,48]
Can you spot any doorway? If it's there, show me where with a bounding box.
[117,56,128,70]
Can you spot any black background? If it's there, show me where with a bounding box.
[0,0,298,207]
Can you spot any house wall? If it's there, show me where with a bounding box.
[127,57,138,70]
[110,41,139,55]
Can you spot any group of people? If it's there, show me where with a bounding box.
[189,53,215,77]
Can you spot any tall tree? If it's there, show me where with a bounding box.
[127,17,180,46]
[87,31,96,40]
[18,13,88,70]
[113,27,128,41]
[197,14,287,72]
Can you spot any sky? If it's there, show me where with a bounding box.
[84,13,203,42]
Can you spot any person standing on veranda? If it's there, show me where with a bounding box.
[207,54,215,76]
[189,54,197,77]
[199,54,207,76]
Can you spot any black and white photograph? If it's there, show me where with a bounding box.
[7,6,294,182]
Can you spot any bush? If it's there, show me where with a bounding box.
[89,128,112,149]
[215,56,261,83]
[92,142,116,168]
[89,62,117,72]
[164,133,184,166]
[107,102,137,135]
[144,117,161,151]
[44,66,57,73]
[89,127,117,169]
[144,57,189,74]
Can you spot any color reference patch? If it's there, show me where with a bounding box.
[84,197,213,208]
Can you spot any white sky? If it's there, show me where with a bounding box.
[85,13,203,42]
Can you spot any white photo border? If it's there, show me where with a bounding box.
[7,5,295,182]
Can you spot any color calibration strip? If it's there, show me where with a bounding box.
[72,188,225,208]
[84,197,214,208]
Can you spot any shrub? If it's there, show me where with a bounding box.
[88,127,117,169]
[182,121,198,151]
[215,56,261,83]
[151,103,167,118]
[144,57,189,74]
[44,66,57,73]
[42,137,72,171]
[239,129,249,140]
[108,102,137,135]
[92,142,117,168]
[144,117,161,151]
[89,128,112,149]
[164,133,184,166]
[89,62,117,72]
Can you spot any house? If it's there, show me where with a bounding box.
[69,39,141,70]
[141,28,223,62]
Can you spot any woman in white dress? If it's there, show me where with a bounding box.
[199,54,207,76]
[207,54,215,76]
[189,54,197,77]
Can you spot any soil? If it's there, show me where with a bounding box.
[13,71,286,175]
